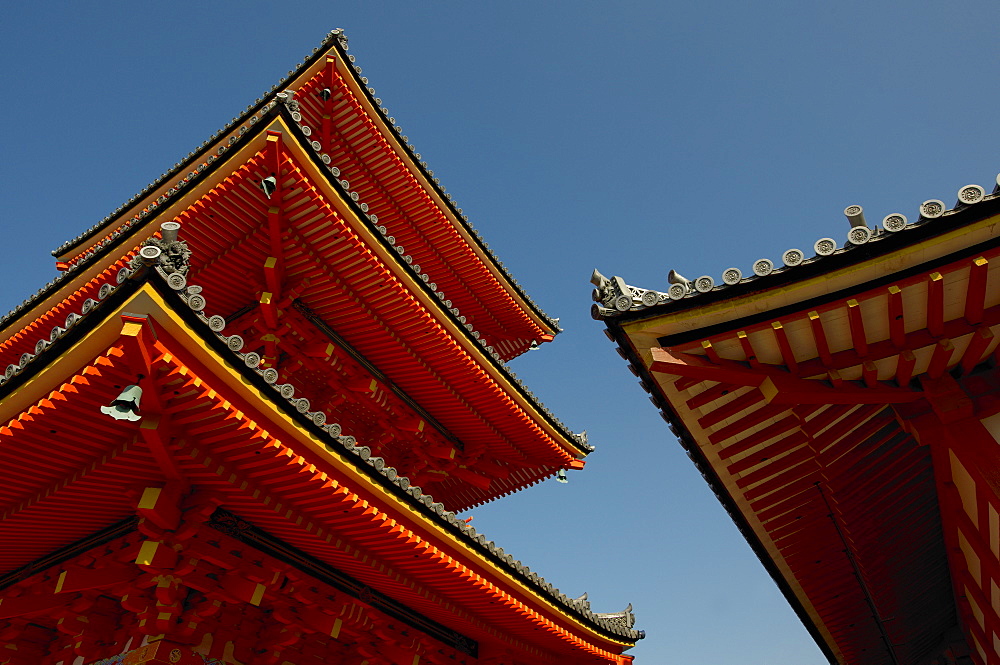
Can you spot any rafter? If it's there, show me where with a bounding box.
[846,299,868,358]
[966,257,989,325]
[793,301,1000,379]
[927,272,944,337]
[897,350,916,387]
[927,339,955,380]
[888,285,905,348]
[960,326,994,374]
[771,321,798,372]
[736,330,761,367]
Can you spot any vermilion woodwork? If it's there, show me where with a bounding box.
[0,30,637,665]
[598,180,1000,662]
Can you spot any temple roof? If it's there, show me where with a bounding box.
[0,31,594,508]
[591,178,1000,324]
[594,173,1000,663]
[0,257,642,647]
[27,29,559,359]
[0,109,592,498]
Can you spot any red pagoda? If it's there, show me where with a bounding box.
[0,30,642,665]
[594,182,1000,663]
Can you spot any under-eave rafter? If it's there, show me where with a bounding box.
[598,178,1000,664]
[0,269,642,661]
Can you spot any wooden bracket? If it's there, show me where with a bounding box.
[136,482,186,531]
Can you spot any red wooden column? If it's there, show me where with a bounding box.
[897,374,1000,665]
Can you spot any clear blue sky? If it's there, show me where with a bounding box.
[3,3,999,663]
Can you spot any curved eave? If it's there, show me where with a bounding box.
[600,316,840,664]
[49,30,559,346]
[594,202,1000,664]
[596,195,1000,337]
[2,113,589,479]
[270,114,589,461]
[313,43,559,345]
[0,275,640,651]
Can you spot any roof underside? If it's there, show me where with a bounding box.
[0,277,640,656]
[47,29,557,357]
[0,110,589,510]
[604,201,1000,663]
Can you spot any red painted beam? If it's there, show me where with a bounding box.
[897,350,916,387]
[736,330,761,367]
[961,327,994,374]
[887,285,906,348]
[771,321,798,373]
[926,339,955,380]
[846,299,869,358]
[966,257,989,325]
[927,272,945,337]
[700,339,721,364]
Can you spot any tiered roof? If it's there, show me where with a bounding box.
[1,28,592,510]
[0,267,641,654]
[51,29,557,361]
[0,29,640,663]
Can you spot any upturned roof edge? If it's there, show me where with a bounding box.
[0,261,641,645]
[2,111,593,457]
[598,317,834,662]
[591,180,1000,324]
[47,28,560,335]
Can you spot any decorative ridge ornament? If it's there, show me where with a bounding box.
[140,221,191,290]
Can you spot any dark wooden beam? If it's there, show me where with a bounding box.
[896,350,916,387]
[760,375,922,406]
[960,326,994,374]
[926,339,955,380]
[737,330,761,367]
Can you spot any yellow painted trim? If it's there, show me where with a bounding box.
[250,583,266,606]
[121,321,144,337]
[136,540,161,566]
[54,570,67,593]
[134,283,627,644]
[5,129,273,349]
[330,617,342,639]
[138,487,162,510]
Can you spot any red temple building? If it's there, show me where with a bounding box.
[594,181,1000,664]
[0,30,642,665]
